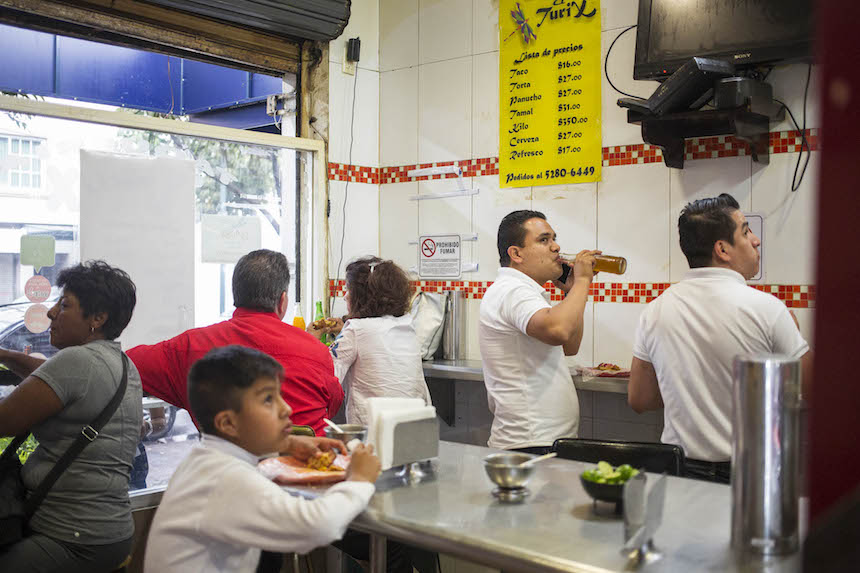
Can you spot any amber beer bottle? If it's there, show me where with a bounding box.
[559,253,627,275]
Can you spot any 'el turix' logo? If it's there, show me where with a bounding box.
[535,0,596,27]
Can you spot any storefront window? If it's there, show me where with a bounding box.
[0,97,321,492]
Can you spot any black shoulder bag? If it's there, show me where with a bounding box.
[0,353,129,547]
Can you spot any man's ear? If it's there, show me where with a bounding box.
[714,240,731,264]
[507,245,524,265]
[276,291,289,319]
[214,410,241,440]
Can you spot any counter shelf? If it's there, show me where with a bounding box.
[423,360,628,426]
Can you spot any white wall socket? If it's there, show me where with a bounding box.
[342,47,356,75]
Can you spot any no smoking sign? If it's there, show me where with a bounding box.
[418,234,461,278]
[421,238,436,257]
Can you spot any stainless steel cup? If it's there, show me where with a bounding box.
[483,453,536,489]
[731,355,802,555]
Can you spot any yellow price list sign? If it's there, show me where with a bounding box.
[499,0,602,188]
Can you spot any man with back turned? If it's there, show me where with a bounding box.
[629,193,812,483]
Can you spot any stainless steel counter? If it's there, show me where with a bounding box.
[423,359,629,395]
[288,441,800,573]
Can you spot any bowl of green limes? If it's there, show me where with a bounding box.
[580,461,640,505]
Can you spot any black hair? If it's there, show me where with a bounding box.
[187,345,284,435]
[678,193,741,268]
[232,249,290,313]
[345,257,413,319]
[497,210,546,267]
[56,260,136,340]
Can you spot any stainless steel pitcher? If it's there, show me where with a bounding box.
[731,355,802,556]
[440,290,466,360]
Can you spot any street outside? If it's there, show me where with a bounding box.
[137,408,200,490]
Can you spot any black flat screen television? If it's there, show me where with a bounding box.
[634,0,813,81]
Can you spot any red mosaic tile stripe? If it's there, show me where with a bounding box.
[601,129,820,167]
[327,162,380,184]
[601,144,664,167]
[327,129,819,184]
[329,279,815,307]
[377,158,500,185]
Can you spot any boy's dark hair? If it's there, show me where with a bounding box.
[345,257,413,319]
[497,210,546,267]
[232,249,290,313]
[56,260,137,340]
[187,345,284,435]
[678,193,741,268]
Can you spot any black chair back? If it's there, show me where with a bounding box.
[552,438,686,476]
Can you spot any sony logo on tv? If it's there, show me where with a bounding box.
[733,53,753,60]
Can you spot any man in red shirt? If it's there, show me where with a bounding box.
[127,249,342,436]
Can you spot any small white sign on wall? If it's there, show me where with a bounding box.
[202,214,261,264]
[418,234,461,278]
[745,212,765,283]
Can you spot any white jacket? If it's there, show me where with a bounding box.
[331,315,432,425]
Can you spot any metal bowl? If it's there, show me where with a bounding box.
[483,453,536,489]
[323,424,368,444]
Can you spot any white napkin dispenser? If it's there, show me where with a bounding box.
[366,397,439,470]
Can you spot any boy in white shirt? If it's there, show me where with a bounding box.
[144,345,381,573]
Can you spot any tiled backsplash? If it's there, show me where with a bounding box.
[329,278,815,308]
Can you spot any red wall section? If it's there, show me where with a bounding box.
[809,0,860,521]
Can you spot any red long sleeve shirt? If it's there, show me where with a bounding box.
[126,308,343,436]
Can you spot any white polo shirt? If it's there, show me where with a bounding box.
[479,267,579,449]
[633,267,809,462]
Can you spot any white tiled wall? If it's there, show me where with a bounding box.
[379,0,419,71]
[472,0,499,55]
[471,175,531,281]
[419,0,473,65]
[566,301,595,367]
[532,182,598,254]
[329,66,379,166]
[328,0,383,292]
[379,182,418,271]
[767,63,820,135]
[601,0,639,32]
[328,1,820,366]
[418,56,473,163]
[471,51,499,159]
[669,156,753,282]
[380,66,419,166]
[596,162,671,284]
[318,0,820,471]
[751,152,819,285]
[593,302,644,369]
[600,26,658,148]
[327,180,380,279]
[330,0,380,71]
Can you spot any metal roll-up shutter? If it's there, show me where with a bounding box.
[145,0,351,42]
[0,0,351,74]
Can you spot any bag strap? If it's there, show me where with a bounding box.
[0,434,27,464]
[24,352,129,517]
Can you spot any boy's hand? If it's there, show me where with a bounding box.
[346,444,381,483]
[285,436,348,462]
